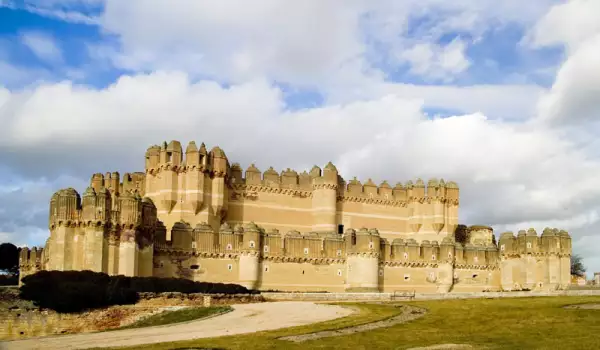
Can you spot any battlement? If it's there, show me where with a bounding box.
[48,185,157,231]
[152,221,500,267]
[90,172,145,196]
[143,140,459,203]
[19,246,44,269]
[497,227,572,256]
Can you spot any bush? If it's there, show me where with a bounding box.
[0,274,18,286]
[19,270,256,313]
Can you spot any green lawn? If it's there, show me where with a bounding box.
[111,296,600,350]
[118,306,232,330]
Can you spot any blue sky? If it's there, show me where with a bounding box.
[1,0,600,277]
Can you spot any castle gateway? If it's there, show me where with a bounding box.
[20,140,572,293]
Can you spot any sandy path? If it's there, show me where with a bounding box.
[1,301,353,350]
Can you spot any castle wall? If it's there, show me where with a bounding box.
[227,191,313,232]
[26,139,572,295]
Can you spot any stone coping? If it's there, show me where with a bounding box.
[262,289,600,301]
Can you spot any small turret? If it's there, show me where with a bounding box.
[81,187,97,222]
[413,178,425,198]
[119,191,142,227]
[245,164,261,185]
[209,146,228,177]
[145,145,161,170]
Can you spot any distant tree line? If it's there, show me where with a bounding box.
[19,270,257,313]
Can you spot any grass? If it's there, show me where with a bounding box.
[118,306,232,330]
[109,296,600,350]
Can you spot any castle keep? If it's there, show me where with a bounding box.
[19,140,572,293]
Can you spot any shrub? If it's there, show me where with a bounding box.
[19,270,256,313]
[0,274,18,286]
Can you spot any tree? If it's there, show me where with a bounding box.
[0,243,19,274]
[571,254,586,277]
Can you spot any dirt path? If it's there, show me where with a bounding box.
[279,304,427,342]
[0,301,354,350]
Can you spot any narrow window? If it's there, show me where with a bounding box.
[526,242,532,249]
[403,252,408,260]
[249,241,255,248]
[336,249,342,256]
[404,274,410,281]
[264,265,269,272]
[304,247,309,255]
[337,269,342,276]
[264,245,269,253]
[369,242,374,249]
[191,241,197,249]
[338,224,344,234]
[500,244,505,251]
[431,254,436,261]
[227,264,233,271]
[226,244,232,251]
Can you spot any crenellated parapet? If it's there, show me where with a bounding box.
[498,228,572,258]
[18,247,44,285]
[47,182,159,254]
[339,177,459,205]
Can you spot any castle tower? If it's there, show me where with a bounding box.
[346,228,380,292]
[160,141,182,216]
[437,236,455,293]
[445,181,459,237]
[138,197,157,277]
[558,229,572,289]
[80,186,107,272]
[407,179,424,235]
[118,191,142,276]
[183,141,205,216]
[238,222,261,290]
[311,162,338,232]
[208,146,228,231]
[541,228,561,290]
[48,188,80,271]
[498,231,517,290]
[428,179,446,236]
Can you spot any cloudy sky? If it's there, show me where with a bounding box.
[0,0,599,276]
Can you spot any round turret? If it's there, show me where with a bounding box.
[346,227,380,292]
[238,222,261,290]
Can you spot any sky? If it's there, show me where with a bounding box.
[0,0,599,277]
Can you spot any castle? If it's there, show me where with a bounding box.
[19,140,572,293]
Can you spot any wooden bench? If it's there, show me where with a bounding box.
[392,290,416,301]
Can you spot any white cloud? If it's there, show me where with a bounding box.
[1,72,600,244]
[527,0,600,53]
[96,1,557,90]
[528,0,600,126]
[397,38,471,82]
[20,31,63,64]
